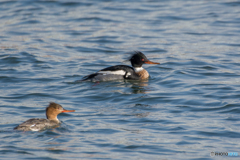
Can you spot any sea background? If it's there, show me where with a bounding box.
[1,0,240,159]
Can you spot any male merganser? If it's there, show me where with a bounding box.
[14,102,75,131]
[79,51,160,82]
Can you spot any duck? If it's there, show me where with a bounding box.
[14,102,75,131]
[79,51,160,82]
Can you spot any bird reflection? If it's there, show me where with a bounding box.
[128,79,149,94]
[134,112,150,118]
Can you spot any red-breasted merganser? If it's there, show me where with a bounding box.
[79,51,160,82]
[14,102,75,131]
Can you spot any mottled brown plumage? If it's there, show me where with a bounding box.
[14,102,75,131]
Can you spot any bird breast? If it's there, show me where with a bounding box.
[136,69,149,79]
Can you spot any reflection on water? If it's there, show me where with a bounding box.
[129,79,149,94]
[1,0,240,159]
[133,112,150,118]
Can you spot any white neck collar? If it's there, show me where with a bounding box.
[134,67,144,72]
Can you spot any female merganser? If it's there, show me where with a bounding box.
[79,51,160,82]
[14,102,75,131]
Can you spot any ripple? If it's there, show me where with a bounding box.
[1,0,240,159]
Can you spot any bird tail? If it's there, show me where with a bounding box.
[75,73,98,82]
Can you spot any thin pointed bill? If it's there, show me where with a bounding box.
[62,109,75,113]
[144,60,160,64]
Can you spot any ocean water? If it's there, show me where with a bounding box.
[1,0,240,159]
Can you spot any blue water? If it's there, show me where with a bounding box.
[1,0,240,159]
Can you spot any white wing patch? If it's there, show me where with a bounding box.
[30,124,39,131]
[125,72,131,78]
[30,124,36,127]
[98,70,126,75]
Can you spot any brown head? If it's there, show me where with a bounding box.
[46,102,75,122]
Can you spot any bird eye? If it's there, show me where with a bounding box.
[142,59,144,61]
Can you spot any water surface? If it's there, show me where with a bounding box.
[1,0,240,159]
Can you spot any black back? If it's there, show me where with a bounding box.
[80,65,140,81]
